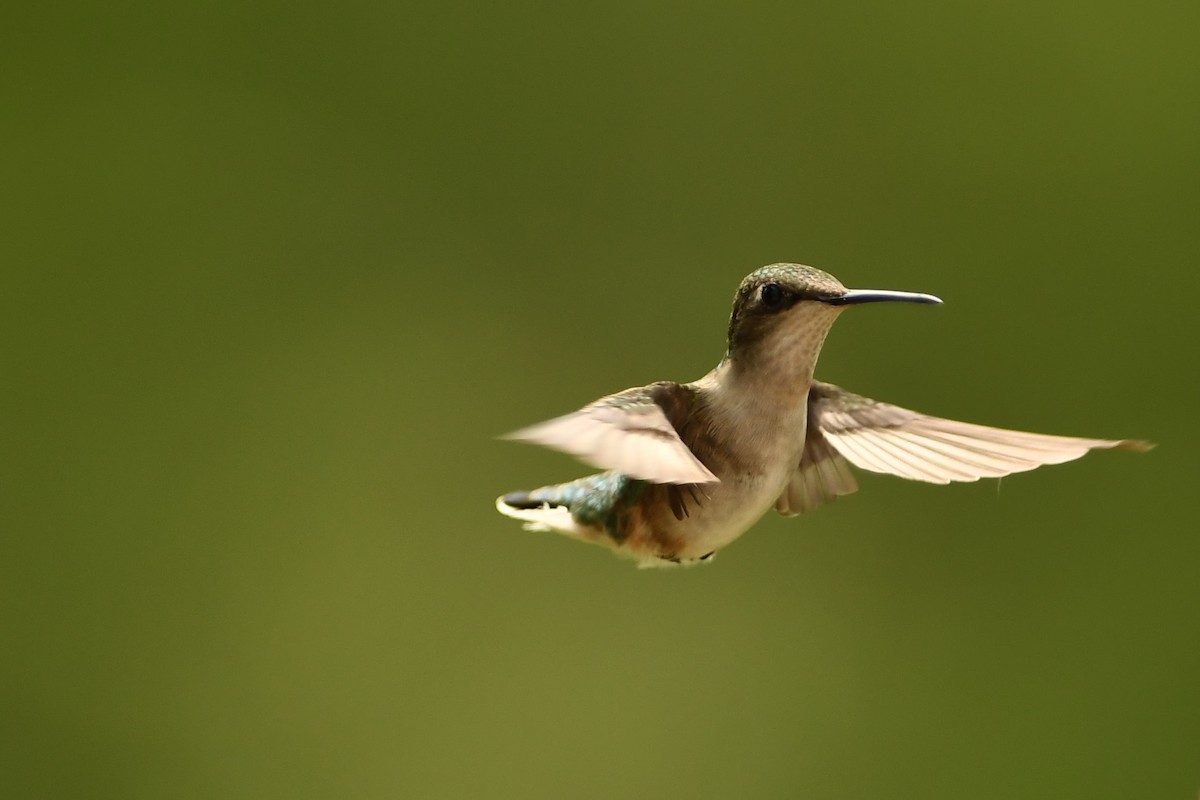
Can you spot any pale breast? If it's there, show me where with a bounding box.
[668,471,790,558]
[667,409,808,559]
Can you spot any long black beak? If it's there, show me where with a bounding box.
[822,288,943,306]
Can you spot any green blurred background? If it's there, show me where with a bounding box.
[3,1,1198,797]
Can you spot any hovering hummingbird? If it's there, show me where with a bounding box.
[496,263,1150,567]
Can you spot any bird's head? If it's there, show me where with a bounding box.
[724,263,941,378]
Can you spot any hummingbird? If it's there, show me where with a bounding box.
[496,263,1150,567]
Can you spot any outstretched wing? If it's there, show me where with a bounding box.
[504,382,718,485]
[805,381,1151,485]
[777,381,1151,516]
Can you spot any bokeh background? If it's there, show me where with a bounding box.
[3,1,1198,797]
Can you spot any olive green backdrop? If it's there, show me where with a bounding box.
[3,1,1198,797]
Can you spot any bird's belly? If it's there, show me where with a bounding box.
[669,467,791,559]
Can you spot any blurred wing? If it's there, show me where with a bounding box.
[806,381,1152,485]
[504,382,718,485]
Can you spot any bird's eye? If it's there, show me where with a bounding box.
[760,282,785,309]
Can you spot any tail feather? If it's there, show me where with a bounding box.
[500,488,560,510]
[495,483,584,535]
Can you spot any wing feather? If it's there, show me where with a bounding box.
[504,382,718,485]
[782,383,1147,515]
[808,381,1150,485]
